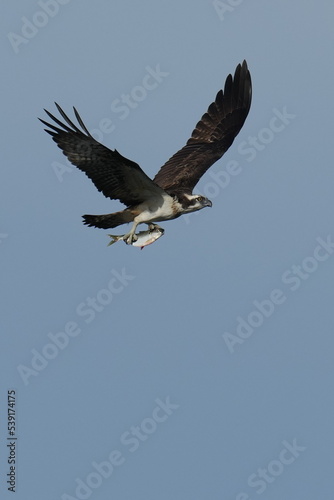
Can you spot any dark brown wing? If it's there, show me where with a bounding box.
[39,103,164,206]
[153,60,252,195]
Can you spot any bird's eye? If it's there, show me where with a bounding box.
[197,196,204,202]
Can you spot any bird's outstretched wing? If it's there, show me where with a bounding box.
[39,103,164,206]
[153,60,252,195]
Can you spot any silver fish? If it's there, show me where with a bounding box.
[108,225,164,249]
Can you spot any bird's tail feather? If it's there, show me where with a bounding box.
[83,209,134,229]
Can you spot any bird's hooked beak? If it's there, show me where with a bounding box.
[205,199,213,208]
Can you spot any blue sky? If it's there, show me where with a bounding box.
[1,1,334,499]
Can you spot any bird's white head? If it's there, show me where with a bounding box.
[182,194,213,213]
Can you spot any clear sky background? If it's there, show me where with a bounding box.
[1,1,334,499]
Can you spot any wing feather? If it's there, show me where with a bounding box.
[39,104,164,206]
[153,60,252,194]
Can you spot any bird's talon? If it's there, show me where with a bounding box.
[124,233,138,245]
[148,223,162,232]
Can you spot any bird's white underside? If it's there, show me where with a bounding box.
[134,193,180,225]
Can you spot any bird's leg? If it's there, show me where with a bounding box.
[123,221,139,245]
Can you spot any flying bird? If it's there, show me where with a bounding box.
[40,60,252,245]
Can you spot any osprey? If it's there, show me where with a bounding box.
[40,60,252,244]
